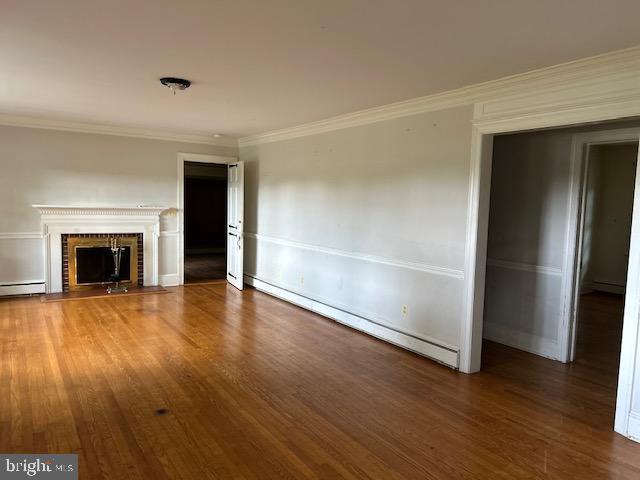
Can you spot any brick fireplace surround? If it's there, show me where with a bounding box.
[61,233,144,292]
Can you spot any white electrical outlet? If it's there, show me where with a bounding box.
[300,275,304,285]
[402,305,408,315]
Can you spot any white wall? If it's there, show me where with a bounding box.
[483,130,574,359]
[240,106,473,366]
[581,143,638,293]
[483,128,640,360]
[0,125,236,291]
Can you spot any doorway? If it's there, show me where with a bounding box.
[183,161,228,283]
[570,142,638,385]
[474,124,640,439]
[177,153,245,290]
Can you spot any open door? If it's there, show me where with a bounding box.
[226,161,244,290]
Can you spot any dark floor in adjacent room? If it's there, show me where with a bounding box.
[574,291,624,392]
[184,253,226,283]
[1,286,639,479]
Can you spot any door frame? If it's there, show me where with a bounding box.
[563,129,640,363]
[177,153,237,285]
[461,117,640,440]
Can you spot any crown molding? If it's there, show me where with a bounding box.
[0,114,238,148]
[239,45,640,147]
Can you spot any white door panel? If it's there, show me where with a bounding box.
[227,162,244,289]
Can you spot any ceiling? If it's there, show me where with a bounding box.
[2,0,640,139]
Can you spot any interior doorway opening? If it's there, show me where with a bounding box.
[570,141,638,400]
[177,153,244,290]
[184,161,228,283]
[478,123,640,436]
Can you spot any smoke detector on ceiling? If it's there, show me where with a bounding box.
[160,77,191,95]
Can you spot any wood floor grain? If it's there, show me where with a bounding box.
[1,285,639,479]
[184,253,226,283]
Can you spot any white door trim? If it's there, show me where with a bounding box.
[176,153,237,285]
[462,105,640,441]
[561,129,640,364]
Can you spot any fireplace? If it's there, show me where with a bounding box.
[33,205,164,294]
[62,233,143,291]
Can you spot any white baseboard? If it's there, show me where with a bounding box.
[0,282,45,296]
[244,274,459,369]
[591,281,625,295]
[159,273,180,287]
[483,322,559,361]
[627,412,640,443]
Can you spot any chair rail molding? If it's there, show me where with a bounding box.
[485,258,563,277]
[0,232,43,240]
[245,232,464,279]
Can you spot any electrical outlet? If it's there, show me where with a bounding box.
[402,305,408,316]
[300,275,304,285]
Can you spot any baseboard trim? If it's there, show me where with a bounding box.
[244,274,459,369]
[591,281,625,295]
[627,412,640,442]
[159,273,180,287]
[483,322,559,361]
[0,282,46,296]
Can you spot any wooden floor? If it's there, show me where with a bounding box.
[184,253,226,283]
[1,285,639,479]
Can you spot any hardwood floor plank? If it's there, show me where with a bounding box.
[1,286,639,479]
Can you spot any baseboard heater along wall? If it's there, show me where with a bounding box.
[244,274,460,369]
[0,282,46,296]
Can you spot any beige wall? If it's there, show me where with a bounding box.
[0,125,236,286]
[582,143,638,292]
[483,126,639,360]
[240,105,473,355]
[483,130,574,358]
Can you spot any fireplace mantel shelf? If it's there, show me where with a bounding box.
[32,205,167,216]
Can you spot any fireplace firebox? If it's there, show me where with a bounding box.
[61,234,143,292]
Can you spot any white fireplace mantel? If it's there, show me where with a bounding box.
[33,204,167,293]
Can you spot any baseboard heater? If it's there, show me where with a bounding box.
[0,282,46,296]
[244,274,459,369]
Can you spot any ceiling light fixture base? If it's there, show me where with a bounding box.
[160,77,191,95]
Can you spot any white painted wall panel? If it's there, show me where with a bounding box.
[487,131,572,269]
[241,106,473,355]
[159,234,178,276]
[484,265,562,358]
[245,235,464,347]
[0,237,44,284]
[484,130,573,357]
